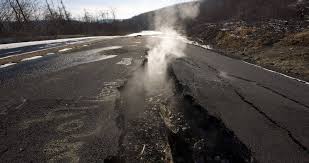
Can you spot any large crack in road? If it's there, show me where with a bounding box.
[104,59,172,162]
[103,57,255,163]
[164,67,254,163]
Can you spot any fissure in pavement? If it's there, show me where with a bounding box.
[105,58,255,163]
[164,67,255,163]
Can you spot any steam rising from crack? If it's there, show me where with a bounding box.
[145,2,200,93]
[116,2,200,124]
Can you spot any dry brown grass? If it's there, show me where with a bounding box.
[279,29,309,46]
[252,46,309,81]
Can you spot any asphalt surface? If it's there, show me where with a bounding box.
[171,46,309,163]
[0,36,308,163]
[0,37,171,162]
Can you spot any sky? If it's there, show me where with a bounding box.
[61,0,196,19]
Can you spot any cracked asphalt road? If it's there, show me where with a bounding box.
[0,37,168,162]
[171,46,309,163]
[0,36,308,163]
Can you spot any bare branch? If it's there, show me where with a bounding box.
[110,7,116,21]
[15,0,28,22]
[60,0,70,21]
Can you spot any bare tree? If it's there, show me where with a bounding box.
[1,0,122,41]
[83,9,92,23]
[110,7,116,21]
[0,0,10,21]
[8,0,22,24]
[60,0,70,21]
[6,0,39,23]
[57,5,64,20]
[99,10,110,22]
[30,0,42,21]
[0,0,8,32]
[45,0,54,20]
[44,0,65,21]
[0,0,15,33]
[14,0,28,23]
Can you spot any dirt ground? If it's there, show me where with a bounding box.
[189,19,309,81]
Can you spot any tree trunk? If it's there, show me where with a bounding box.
[14,0,28,23]
[8,0,22,25]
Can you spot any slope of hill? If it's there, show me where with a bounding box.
[127,0,307,29]
[196,0,300,21]
[188,0,309,81]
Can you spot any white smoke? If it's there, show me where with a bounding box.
[146,30,185,90]
[145,1,200,93]
[153,2,200,31]
[118,1,200,121]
